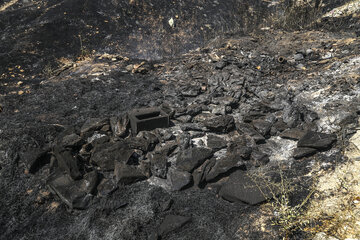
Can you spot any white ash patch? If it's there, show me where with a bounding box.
[262,136,297,163]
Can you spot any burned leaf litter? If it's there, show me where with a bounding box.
[1,0,360,239]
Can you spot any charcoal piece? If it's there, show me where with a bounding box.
[158,215,191,236]
[297,131,337,150]
[293,147,317,159]
[203,115,235,133]
[176,147,213,173]
[219,170,277,205]
[54,147,81,180]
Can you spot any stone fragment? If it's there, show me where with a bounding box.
[181,86,200,97]
[219,170,276,205]
[252,119,272,137]
[90,142,130,171]
[206,134,227,151]
[297,131,337,150]
[211,105,226,115]
[215,61,227,69]
[250,148,270,167]
[97,178,118,197]
[236,123,265,143]
[203,115,235,133]
[193,159,216,187]
[293,147,317,159]
[54,147,81,180]
[114,161,147,185]
[176,147,213,172]
[205,154,245,182]
[186,104,202,117]
[158,215,191,236]
[47,172,93,209]
[80,118,109,135]
[110,115,129,138]
[294,53,304,61]
[167,168,192,191]
[150,152,168,179]
[61,133,84,147]
[280,128,306,140]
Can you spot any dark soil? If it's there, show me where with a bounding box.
[0,0,359,240]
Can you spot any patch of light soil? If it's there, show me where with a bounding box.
[323,0,360,18]
[304,122,360,239]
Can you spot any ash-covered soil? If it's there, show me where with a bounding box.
[0,0,360,240]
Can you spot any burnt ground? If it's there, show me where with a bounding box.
[0,0,360,240]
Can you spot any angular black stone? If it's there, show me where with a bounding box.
[110,115,129,138]
[236,123,265,143]
[54,147,81,180]
[280,128,306,140]
[207,134,227,151]
[176,147,213,173]
[203,115,235,133]
[61,133,84,148]
[47,172,93,209]
[219,170,276,205]
[158,215,191,236]
[205,155,245,182]
[250,148,270,167]
[167,168,192,191]
[97,178,118,197]
[297,131,337,150]
[90,142,130,171]
[193,159,216,187]
[293,147,317,159]
[114,161,147,185]
[252,119,272,137]
[80,118,109,135]
[150,152,168,179]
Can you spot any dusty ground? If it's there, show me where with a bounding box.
[0,0,360,240]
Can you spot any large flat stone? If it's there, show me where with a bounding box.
[298,131,337,150]
[219,170,276,205]
[47,172,95,209]
[176,147,213,173]
[158,215,191,236]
